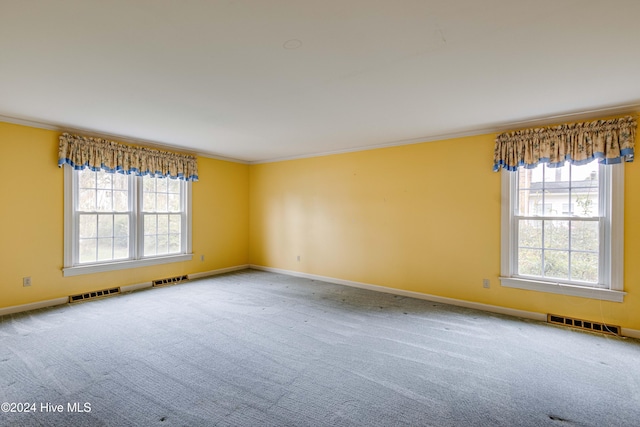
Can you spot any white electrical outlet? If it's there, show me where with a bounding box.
[482,279,490,289]
[200,254,205,262]
[297,255,301,262]
[23,277,32,287]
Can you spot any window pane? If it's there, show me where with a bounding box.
[143,175,155,192]
[96,190,113,211]
[144,235,157,256]
[156,178,167,192]
[571,163,598,186]
[79,239,97,263]
[518,220,542,248]
[544,164,569,187]
[114,215,129,237]
[509,162,614,290]
[78,189,96,211]
[157,234,169,254]
[72,170,189,266]
[544,250,569,280]
[144,215,157,235]
[143,192,155,212]
[518,189,544,216]
[518,163,600,218]
[113,173,128,190]
[169,215,181,233]
[167,179,180,193]
[571,252,598,283]
[96,172,113,189]
[571,221,599,251]
[113,190,128,211]
[157,215,169,234]
[169,234,181,253]
[97,238,113,261]
[114,237,129,259]
[79,215,97,238]
[544,220,569,250]
[550,193,570,216]
[168,194,180,212]
[572,192,598,217]
[156,193,168,212]
[518,248,542,276]
[97,215,113,237]
[78,169,96,188]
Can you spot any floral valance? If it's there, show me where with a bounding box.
[58,133,198,181]
[493,116,636,172]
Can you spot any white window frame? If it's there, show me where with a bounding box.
[500,163,625,302]
[63,166,192,277]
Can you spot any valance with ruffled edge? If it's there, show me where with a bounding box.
[58,133,198,181]
[493,116,636,172]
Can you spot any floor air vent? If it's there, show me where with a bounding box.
[548,314,620,336]
[153,275,188,287]
[69,287,120,303]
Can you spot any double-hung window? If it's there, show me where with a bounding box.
[500,162,624,302]
[64,167,192,276]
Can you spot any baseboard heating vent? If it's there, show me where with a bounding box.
[69,287,120,303]
[153,275,188,287]
[547,314,620,336]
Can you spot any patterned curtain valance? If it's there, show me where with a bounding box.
[58,133,198,181]
[493,116,636,172]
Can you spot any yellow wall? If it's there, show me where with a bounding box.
[249,130,640,330]
[3,118,639,332]
[0,121,249,309]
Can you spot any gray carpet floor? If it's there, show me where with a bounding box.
[1,269,639,426]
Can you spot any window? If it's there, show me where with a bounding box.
[64,167,192,276]
[500,162,625,302]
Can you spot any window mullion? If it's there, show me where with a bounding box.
[134,175,143,260]
[181,180,187,253]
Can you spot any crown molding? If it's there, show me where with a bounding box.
[250,103,640,164]
[2,101,638,166]
[0,114,249,164]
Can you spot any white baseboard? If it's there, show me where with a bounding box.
[0,264,251,316]
[621,328,640,340]
[0,297,69,316]
[120,282,153,293]
[249,265,640,340]
[121,264,250,292]
[249,265,547,322]
[189,264,250,280]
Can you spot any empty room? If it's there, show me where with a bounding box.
[1,1,640,426]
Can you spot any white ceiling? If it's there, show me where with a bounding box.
[2,0,640,163]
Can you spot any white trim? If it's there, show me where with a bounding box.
[249,265,640,338]
[119,265,252,290]
[500,170,515,278]
[62,254,194,276]
[610,163,624,291]
[1,264,250,316]
[621,328,640,340]
[64,169,194,275]
[0,297,68,316]
[500,163,625,300]
[189,264,250,280]
[63,166,74,268]
[120,282,153,293]
[500,277,625,303]
[185,180,193,254]
[250,106,640,164]
[248,265,547,322]
[4,106,638,165]
[0,114,246,164]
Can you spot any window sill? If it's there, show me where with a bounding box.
[62,254,193,277]
[499,277,625,303]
